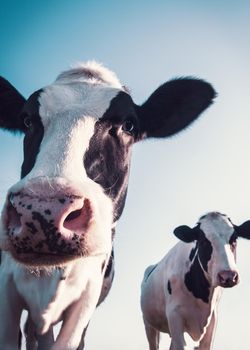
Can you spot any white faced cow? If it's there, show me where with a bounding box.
[141,212,250,350]
[0,61,215,350]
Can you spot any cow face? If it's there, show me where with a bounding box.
[174,212,250,288]
[0,62,216,267]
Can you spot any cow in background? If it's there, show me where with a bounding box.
[141,212,250,350]
[0,61,215,349]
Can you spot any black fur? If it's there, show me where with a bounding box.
[184,253,210,303]
[167,280,172,295]
[21,90,44,178]
[136,77,216,138]
[184,231,212,303]
[0,77,26,132]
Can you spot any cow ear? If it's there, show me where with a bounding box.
[135,78,216,139]
[173,225,200,243]
[0,77,26,132]
[235,220,250,240]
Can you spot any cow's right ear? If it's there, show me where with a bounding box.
[173,225,200,243]
[235,220,250,240]
[0,77,26,132]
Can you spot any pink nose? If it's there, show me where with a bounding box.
[217,270,239,288]
[7,190,93,258]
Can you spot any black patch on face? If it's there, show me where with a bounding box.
[184,230,212,303]
[167,280,172,295]
[184,253,210,303]
[197,231,213,272]
[21,90,44,178]
[229,232,237,259]
[189,243,197,261]
[84,92,138,221]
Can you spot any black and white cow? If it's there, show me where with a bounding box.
[141,212,250,350]
[0,61,215,350]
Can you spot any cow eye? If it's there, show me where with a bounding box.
[24,116,33,128]
[121,120,134,135]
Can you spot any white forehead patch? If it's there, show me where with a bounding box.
[39,60,125,125]
[198,212,234,242]
[26,61,125,183]
[38,83,121,126]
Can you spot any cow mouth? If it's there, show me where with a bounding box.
[10,250,84,267]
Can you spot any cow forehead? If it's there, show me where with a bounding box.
[38,83,122,126]
[198,212,234,243]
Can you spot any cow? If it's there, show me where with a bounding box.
[0,61,215,349]
[140,212,250,350]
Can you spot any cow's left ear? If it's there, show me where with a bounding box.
[173,225,200,243]
[235,220,250,240]
[0,77,26,132]
[135,77,216,139]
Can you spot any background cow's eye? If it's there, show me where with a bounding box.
[24,116,32,128]
[122,120,134,135]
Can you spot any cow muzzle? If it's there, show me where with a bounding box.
[217,270,239,288]
[2,178,113,266]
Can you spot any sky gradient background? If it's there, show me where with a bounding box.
[1,1,250,349]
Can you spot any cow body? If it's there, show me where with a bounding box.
[0,61,215,349]
[141,212,250,350]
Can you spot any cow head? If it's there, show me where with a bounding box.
[174,212,250,288]
[0,62,215,267]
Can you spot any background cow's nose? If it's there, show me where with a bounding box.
[217,270,239,288]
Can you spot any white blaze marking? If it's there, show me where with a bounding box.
[25,82,120,184]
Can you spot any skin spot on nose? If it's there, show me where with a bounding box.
[59,198,66,204]
[44,209,51,215]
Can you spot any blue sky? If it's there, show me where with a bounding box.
[1,1,250,349]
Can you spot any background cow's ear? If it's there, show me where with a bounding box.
[235,220,250,240]
[0,77,26,132]
[173,225,200,243]
[135,78,216,139]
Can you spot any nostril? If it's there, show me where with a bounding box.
[65,209,82,222]
[63,199,92,232]
[8,201,22,231]
[218,270,239,287]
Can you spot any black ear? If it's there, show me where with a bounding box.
[135,77,216,138]
[235,220,250,240]
[0,77,26,132]
[174,225,200,243]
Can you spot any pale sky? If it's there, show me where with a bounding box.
[1,1,250,349]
